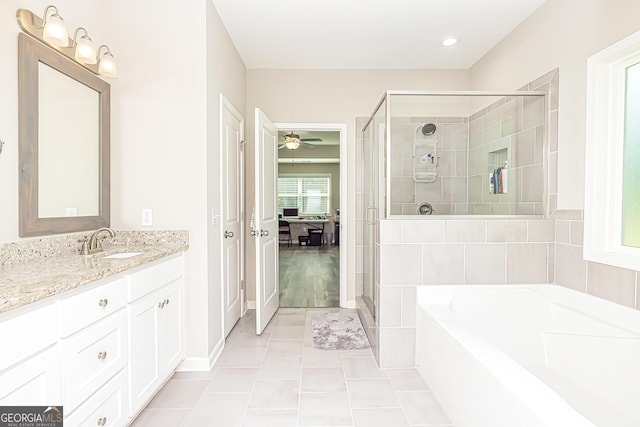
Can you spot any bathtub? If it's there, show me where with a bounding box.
[416,285,640,427]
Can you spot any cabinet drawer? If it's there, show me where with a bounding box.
[65,368,128,427]
[0,303,57,372]
[128,255,183,302]
[62,311,128,411]
[59,277,127,337]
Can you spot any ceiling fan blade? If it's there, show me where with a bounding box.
[302,142,316,148]
[300,138,322,142]
[278,144,285,149]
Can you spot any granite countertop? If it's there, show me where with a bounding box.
[0,243,188,315]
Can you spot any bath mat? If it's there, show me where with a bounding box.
[311,312,370,350]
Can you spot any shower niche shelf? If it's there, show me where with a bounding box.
[488,148,509,195]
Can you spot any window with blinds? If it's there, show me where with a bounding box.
[278,175,331,215]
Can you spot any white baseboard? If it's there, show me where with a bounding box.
[342,300,356,309]
[176,337,225,372]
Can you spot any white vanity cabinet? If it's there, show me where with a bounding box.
[0,303,60,405]
[0,251,185,427]
[128,255,184,416]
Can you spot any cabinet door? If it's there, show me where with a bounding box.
[158,281,183,378]
[128,293,160,414]
[0,346,60,405]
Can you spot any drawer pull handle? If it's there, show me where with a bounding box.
[97,351,108,360]
[165,298,170,305]
[97,417,107,426]
[98,298,109,308]
[158,301,165,309]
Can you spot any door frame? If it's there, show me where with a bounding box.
[275,122,348,308]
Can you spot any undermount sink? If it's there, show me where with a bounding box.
[103,251,144,259]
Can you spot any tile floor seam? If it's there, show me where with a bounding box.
[239,364,260,427]
[342,360,355,427]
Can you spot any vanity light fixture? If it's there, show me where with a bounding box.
[97,45,118,78]
[72,27,97,64]
[40,5,68,47]
[16,7,118,79]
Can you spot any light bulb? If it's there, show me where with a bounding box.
[75,36,97,64]
[98,51,118,78]
[42,13,69,47]
[441,37,459,47]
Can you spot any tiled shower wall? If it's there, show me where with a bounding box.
[386,69,559,217]
[467,94,546,215]
[390,118,469,215]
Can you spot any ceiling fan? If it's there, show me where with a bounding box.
[278,132,323,150]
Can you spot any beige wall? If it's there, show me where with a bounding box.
[106,0,246,366]
[108,0,247,366]
[470,0,640,210]
[245,69,470,303]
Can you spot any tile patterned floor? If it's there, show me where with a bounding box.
[131,308,453,427]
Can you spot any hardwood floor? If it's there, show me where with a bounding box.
[279,244,340,308]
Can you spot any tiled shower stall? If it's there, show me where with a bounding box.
[356,69,563,368]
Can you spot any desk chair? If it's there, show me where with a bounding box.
[279,220,292,247]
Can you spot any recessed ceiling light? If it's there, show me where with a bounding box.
[441,37,459,47]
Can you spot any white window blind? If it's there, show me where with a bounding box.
[278,175,331,215]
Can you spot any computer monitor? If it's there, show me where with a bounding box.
[283,207,299,217]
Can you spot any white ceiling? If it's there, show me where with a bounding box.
[211,0,547,69]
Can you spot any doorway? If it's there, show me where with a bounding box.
[276,128,340,307]
[276,123,347,308]
[252,113,347,334]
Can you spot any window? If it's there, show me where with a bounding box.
[621,62,640,247]
[278,174,331,215]
[584,29,640,270]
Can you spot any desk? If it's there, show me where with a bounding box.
[282,218,330,245]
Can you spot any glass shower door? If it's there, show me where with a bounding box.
[362,97,386,318]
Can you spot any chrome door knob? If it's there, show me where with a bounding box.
[224,230,234,238]
[260,229,269,237]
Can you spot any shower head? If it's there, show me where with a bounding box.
[421,123,436,136]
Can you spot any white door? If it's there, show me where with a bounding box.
[221,95,244,337]
[254,108,279,334]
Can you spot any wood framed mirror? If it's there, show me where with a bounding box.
[18,33,110,237]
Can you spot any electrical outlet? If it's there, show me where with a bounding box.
[141,209,153,226]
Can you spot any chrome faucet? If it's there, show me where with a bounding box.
[83,227,116,254]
